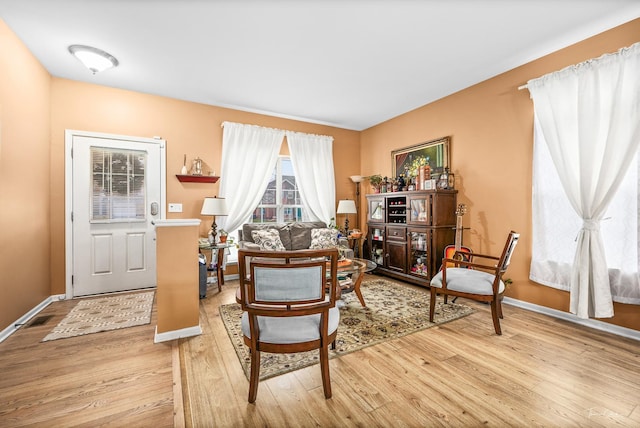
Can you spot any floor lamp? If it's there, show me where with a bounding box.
[350,175,364,230]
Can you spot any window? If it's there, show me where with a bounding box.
[91,147,146,222]
[252,157,304,223]
[225,157,304,266]
[531,118,640,304]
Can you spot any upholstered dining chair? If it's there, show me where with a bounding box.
[237,248,340,403]
[429,231,519,335]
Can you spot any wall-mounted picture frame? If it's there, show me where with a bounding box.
[391,136,450,179]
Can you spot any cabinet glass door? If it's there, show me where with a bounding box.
[409,231,429,277]
[408,194,430,225]
[368,198,385,222]
[369,226,385,265]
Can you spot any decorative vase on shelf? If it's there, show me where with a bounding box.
[181,154,188,175]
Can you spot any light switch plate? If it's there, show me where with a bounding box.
[168,203,183,213]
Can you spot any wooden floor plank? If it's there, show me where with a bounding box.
[0,295,173,428]
[2,275,640,426]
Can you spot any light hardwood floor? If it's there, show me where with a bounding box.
[0,293,175,427]
[2,275,639,427]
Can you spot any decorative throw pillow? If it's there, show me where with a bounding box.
[251,229,286,251]
[310,228,339,249]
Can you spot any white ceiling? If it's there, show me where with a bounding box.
[1,1,639,131]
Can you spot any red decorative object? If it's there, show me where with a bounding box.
[176,175,219,183]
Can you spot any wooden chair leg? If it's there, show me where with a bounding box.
[248,348,261,403]
[497,295,504,319]
[429,287,437,322]
[319,343,332,398]
[490,300,502,335]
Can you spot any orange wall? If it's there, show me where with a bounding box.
[0,20,51,330]
[49,79,360,296]
[361,18,640,331]
[2,16,639,333]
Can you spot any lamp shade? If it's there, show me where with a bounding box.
[201,197,228,216]
[336,199,357,214]
[350,175,364,183]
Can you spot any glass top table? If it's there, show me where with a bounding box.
[199,242,235,292]
[335,258,377,307]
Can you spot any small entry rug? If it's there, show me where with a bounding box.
[220,279,473,380]
[42,291,154,342]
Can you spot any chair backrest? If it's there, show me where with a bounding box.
[251,262,325,305]
[499,231,520,273]
[238,248,339,313]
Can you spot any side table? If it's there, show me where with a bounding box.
[199,242,234,292]
[347,235,363,258]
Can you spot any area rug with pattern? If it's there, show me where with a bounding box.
[219,279,474,380]
[42,291,155,342]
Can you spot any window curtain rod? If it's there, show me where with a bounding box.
[220,121,284,133]
[517,41,639,91]
[220,121,333,140]
[220,121,333,138]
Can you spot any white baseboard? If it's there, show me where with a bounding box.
[503,297,640,341]
[154,325,202,343]
[0,294,66,343]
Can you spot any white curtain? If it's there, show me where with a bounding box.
[528,42,640,318]
[218,122,284,234]
[287,131,336,225]
[531,117,640,305]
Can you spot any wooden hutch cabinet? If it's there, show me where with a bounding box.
[366,190,457,287]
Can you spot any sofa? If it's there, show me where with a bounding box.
[238,221,354,259]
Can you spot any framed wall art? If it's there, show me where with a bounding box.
[391,136,450,179]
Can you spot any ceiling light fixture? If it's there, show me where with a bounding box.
[68,44,119,74]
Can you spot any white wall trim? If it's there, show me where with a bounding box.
[153,219,201,227]
[0,294,66,343]
[503,297,640,341]
[154,325,202,343]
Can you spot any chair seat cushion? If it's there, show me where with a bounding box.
[241,307,340,344]
[430,268,505,295]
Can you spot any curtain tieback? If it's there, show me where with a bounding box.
[582,219,600,231]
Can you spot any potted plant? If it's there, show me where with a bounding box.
[219,229,228,243]
[366,174,383,193]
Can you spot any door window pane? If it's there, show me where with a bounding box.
[91,147,146,221]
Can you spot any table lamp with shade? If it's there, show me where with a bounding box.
[336,199,357,235]
[201,196,228,244]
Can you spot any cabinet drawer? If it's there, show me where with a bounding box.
[386,226,406,242]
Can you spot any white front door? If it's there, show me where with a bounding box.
[67,131,166,297]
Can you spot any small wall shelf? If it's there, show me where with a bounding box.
[176,175,219,183]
